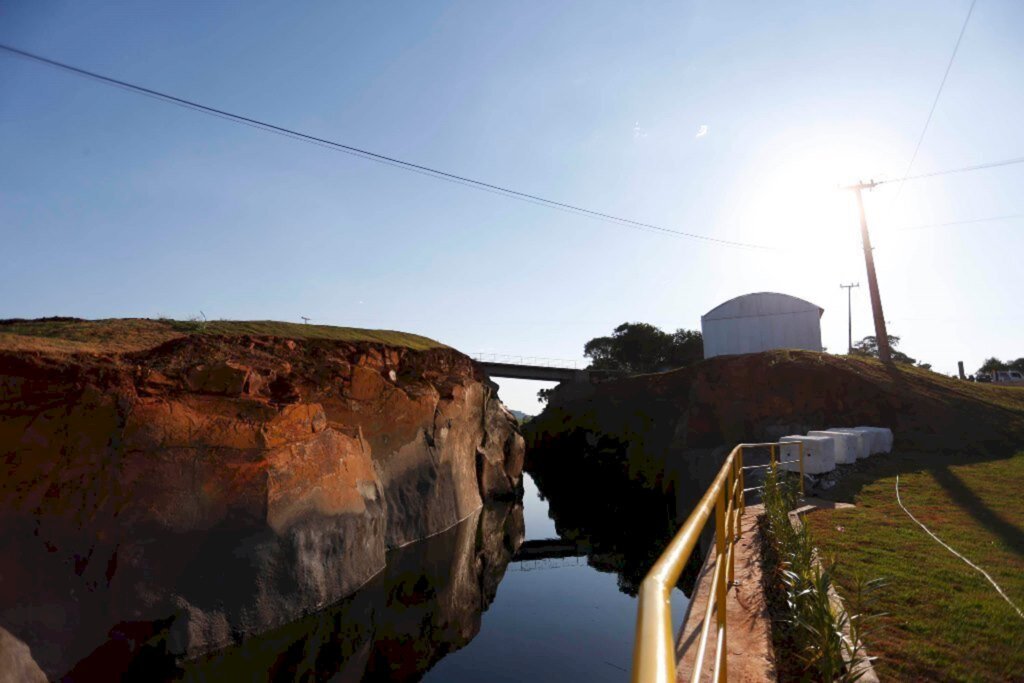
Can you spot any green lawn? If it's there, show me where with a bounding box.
[0,318,446,353]
[805,452,1024,682]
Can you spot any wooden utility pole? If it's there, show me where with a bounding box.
[840,282,860,353]
[844,181,891,362]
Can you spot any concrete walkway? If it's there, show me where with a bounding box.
[674,496,876,682]
[674,505,774,682]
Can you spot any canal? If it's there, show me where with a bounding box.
[422,474,691,682]
[181,472,690,681]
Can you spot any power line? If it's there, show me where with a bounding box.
[887,0,978,208]
[0,43,772,251]
[884,155,1024,184]
[891,212,1024,232]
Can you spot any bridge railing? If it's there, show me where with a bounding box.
[470,353,581,369]
[631,441,804,683]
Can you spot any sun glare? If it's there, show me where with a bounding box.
[735,132,905,257]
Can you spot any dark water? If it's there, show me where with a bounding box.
[8,465,692,681]
[421,474,691,682]
[177,473,690,682]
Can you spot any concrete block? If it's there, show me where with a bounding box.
[825,428,871,460]
[851,427,894,455]
[779,435,836,474]
[809,430,858,464]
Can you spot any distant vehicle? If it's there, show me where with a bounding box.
[980,370,1024,386]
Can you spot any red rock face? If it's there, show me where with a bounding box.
[0,336,523,676]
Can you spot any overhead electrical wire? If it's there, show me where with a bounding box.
[886,0,979,208]
[882,155,1024,184]
[0,43,772,251]
[891,212,1024,232]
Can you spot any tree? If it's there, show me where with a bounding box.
[537,386,556,404]
[979,357,1007,374]
[976,358,1024,375]
[583,322,703,374]
[851,334,924,366]
[539,322,704,403]
[665,329,705,369]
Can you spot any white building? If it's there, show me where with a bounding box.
[701,292,823,359]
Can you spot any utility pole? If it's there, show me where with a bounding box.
[840,282,860,353]
[844,180,891,362]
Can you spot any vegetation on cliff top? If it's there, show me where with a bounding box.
[530,350,1024,457]
[850,333,931,369]
[0,317,446,354]
[583,322,703,374]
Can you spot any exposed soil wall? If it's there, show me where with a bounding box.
[0,334,524,676]
[527,350,1024,521]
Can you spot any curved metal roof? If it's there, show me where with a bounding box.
[701,292,824,321]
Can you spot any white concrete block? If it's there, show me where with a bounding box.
[851,426,894,455]
[826,428,871,460]
[873,427,894,453]
[809,430,858,464]
[848,427,881,454]
[779,435,836,474]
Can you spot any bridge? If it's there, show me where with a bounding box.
[471,353,621,383]
[511,537,590,562]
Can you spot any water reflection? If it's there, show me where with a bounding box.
[521,473,558,541]
[421,472,690,682]
[185,470,688,682]
[3,467,693,680]
[526,454,699,597]
[184,501,524,682]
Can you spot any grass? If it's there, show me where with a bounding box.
[804,451,1024,682]
[840,354,1024,416]
[0,318,446,354]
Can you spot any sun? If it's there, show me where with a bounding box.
[733,129,905,256]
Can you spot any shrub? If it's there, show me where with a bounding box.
[760,465,878,681]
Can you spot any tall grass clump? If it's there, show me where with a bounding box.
[760,465,879,681]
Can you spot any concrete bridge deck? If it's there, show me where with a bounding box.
[477,361,622,383]
[478,361,583,383]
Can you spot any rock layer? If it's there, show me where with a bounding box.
[0,334,523,676]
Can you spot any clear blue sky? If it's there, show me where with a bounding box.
[2,0,1022,413]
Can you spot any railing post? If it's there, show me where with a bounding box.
[727,467,736,586]
[738,447,745,517]
[770,443,776,468]
[714,493,728,682]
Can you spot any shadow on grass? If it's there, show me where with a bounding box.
[818,448,1020,510]
[928,465,1024,556]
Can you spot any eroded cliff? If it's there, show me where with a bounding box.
[0,320,524,677]
[526,350,1024,531]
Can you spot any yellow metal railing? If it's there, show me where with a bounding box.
[631,441,804,683]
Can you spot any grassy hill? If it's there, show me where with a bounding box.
[0,318,446,354]
[527,350,1024,479]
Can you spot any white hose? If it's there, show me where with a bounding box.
[895,474,1024,620]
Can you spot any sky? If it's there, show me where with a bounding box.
[2,0,1022,413]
